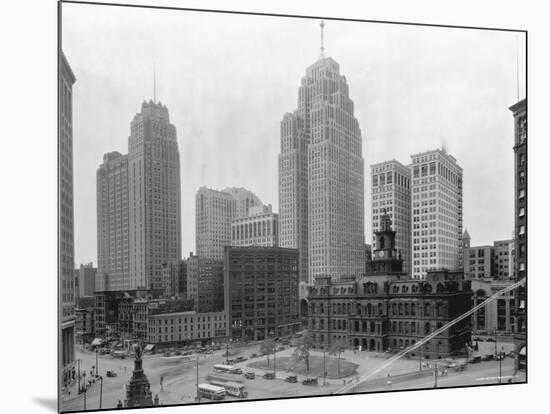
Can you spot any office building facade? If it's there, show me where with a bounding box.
[59,51,76,388]
[510,98,526,371]
[196,187,263,260]
[411,149,463,279]
[231,204,279,247]
[371,160,412,275]
[279,49,365,285]
[225,246,300,340]
[186,253,225,313]
[97,101,182,292]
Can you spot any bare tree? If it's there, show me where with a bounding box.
[260,338,276,367]
[328,338,347,378]
[292,331,313,373]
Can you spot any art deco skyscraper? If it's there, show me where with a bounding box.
[279,22,365,284]
[97,100,182,291]
[59,51,76,390]
[410,149,463,279]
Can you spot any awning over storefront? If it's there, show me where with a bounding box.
[519,346,526,356]
[144,344,155,352]
[91,338,104,347]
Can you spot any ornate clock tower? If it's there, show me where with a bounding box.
[366,212,403,274]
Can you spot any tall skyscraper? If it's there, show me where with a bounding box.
[279,22,365,284]
[371,160,412,275]
[97,100,182,291]
[59,51,76,389]
[411,149,463,279]
[195,186,262,260]
[97,151,130,291]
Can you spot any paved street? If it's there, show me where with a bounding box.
[60,343,525,411]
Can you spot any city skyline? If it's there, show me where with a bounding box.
[62,4,526,265]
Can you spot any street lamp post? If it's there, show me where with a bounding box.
[196,355,200,402]
[499,346,504,384]
[95,347,99,377]
[77,359,81,392]
[270,330,276,376]
[99,376,103,409]
[323,349,326,385]
[433,361,438,388]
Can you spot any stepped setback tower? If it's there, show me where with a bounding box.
[279,21,365,286]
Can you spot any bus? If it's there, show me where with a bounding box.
[213,364,243,375]
[198,383,226,400]
[208,380,248,398]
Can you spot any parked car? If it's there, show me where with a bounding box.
[163,351,171,357]
[106,371,117,378]
[235,356,248,363]
[482,354,495,361]
[244,372,256,380]
[249,353,259,359]
[495,353,505,361]
[175,350,182,356]
[226,359,235,365]
[302,378,318,386]
[263,372,275,380]
[469,356,482,364]
[285,376,297,383]
[486,338,496,343]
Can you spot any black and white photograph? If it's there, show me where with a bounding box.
[55,1,530,412]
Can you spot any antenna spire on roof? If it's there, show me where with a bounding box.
[320,20,326,58]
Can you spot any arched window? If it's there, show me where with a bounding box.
[425,322,431,334]
[392,303,397,315]
[392,321,397,333]
[366,303,372,315]
[405,303,409,315]
[425,303,431,316]
[399,321,403,333]
[379,237,385,249]
[356,304,361,315]
[370,321,375,333]
[378,303,384,315]
[411,323,416,334]
[354,321,360,332]
[399,303,403,315]
[411,303,416,316]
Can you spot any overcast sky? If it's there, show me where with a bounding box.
[62,3,526,266]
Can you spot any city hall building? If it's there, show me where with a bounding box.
[307,214,472,359]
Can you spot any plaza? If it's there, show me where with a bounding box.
[60,336,522,412]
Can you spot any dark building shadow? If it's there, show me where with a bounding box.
[33,397,57,412]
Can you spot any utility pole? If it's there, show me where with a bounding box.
[434,361,438,388]
[323,349,326,385]
[83,387,87,410]
[499,346,504,384]
[419,346,422,371]
[99,376,103,409]
[196,356,200,402]
[96,347,99,377]
[77,359,81,392]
